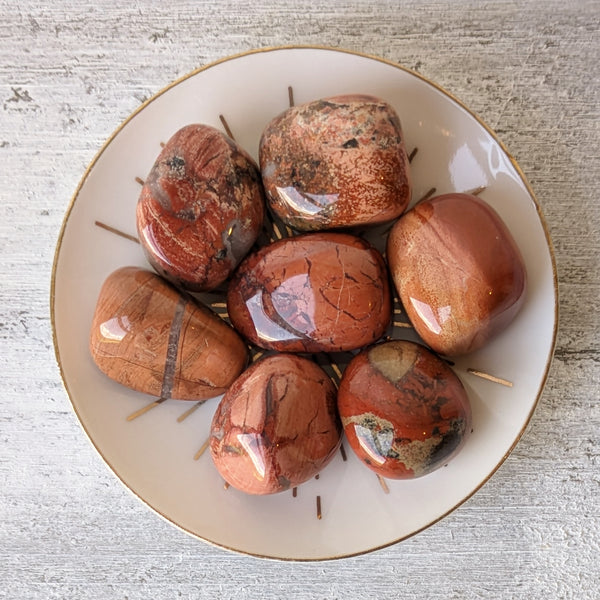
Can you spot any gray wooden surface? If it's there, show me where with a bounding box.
[1,0,598,598]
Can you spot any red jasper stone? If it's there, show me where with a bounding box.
[210,354,341,495]
[226,232,392,353]
[259,94,411,231]
[387,193,527,356]
[338,340,472,479]
[136,124,264,292]
[89,267,248,400]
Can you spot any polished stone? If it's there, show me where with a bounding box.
[89,267,248,400]
[260,94,411,231]
[210,354,341,495]
[387,193,527,356]
[137,124,264,292]
[337,340,472,479]
[227,232,391,352]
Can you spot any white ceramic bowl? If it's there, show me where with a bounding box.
[51,47,557,560]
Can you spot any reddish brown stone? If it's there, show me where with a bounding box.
[89,267,248,400]
[338,340,471,479]
[136,124,264,292]
[259,94,411,231]
[210,354,341,495]
[226,232,392,353]
[387,193,527,356]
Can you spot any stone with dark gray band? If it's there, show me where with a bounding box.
[89,266,249,401]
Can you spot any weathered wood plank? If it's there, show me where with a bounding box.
[1,0,598,598]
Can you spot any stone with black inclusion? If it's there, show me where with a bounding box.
[259,94,411,231]
[337,340,472,479]
[136,124,265,292]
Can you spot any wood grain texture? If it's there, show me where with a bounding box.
[1,0,598,598]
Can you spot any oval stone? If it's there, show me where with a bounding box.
[89,267,248,400]
[387,193,527,356]
[136,124,264,292]
[338,340,472,479]
[259,94,411,231]
[210,354,341,495]
[227,232,392,353]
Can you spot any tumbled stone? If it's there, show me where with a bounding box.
[387,193,527,356]
[227,232,391,353]
[210,354,341,495]
[259,94,411,231]
[89,267,248,400]
[338,340,472,479]
[136,124,264,292]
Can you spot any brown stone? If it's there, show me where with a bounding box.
[136,124,264,292]
[226,232,392,353]
[337,340,472,479]
[387,193,527,356]
[210,354,341,495]
[89,267,248,400]
[259,94,411,231]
